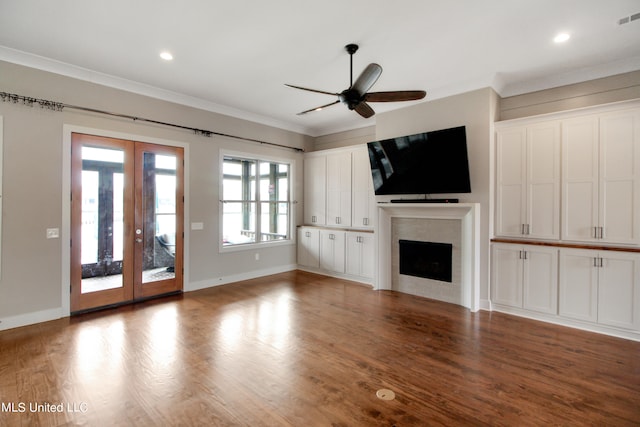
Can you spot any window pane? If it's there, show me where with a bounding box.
[155,155,176,170]
[222,202,256,245]
[221,155,290,246]
[260,202,289,241]
[81,170,99,264]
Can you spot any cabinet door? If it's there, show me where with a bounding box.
[562,117,600,242]
[599,110,640,245]
[326,151,352,227]
[297,227,319,268]
[320,230,345,273]
[559,249,598,322]
[346,232,375,279]
[352,146,376,229]
[527,122,560,239]
[598,252,640,330]
[491,244,523,308]
[303,156,326,225]
[495,128,527,237]
[523,246,558,314]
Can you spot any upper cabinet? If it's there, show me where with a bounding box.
[495,102,640,246]
[303,145,375,230]
[351,145,376,228]
[496,121,561,240]
[562,109,640,245]
[326,150,352,227]
[303,155,326,226]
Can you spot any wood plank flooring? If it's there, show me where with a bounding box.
[1,270,639,426]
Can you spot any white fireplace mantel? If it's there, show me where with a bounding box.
[376,202,481,312]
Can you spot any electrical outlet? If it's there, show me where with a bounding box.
[255,253,260,261]
[46,228,60,239]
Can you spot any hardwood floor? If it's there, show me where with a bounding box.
[1,270,639,426]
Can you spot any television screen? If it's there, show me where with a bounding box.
[366,126,471,195]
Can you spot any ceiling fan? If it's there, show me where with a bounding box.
[286,43,426,119]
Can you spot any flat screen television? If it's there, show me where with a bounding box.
[366,126,471,195]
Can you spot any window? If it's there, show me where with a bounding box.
[221,154,291,247]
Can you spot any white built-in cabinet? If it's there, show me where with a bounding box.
[299,145,376,285]
[302,145,375,230]
[559,248,640,331]
[493,101,640,340]
[303,156,326,226]
[319,229,346,273]
[298,226,374,283]
[351,146,376,228]
[562,110,640,245]
[491,243,558,314]
[495,122,560,240]
[326,151,352,227]
[297,227,320,269]
[345,231,375,280]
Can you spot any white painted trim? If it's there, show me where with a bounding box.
[218,148,298,254]
[0,46,310,136]
[491,303,640,342]
[495,98,640,128]
[186,264,298,292]
[62,124,191,317]
[377,203,481,312]
[0,307,65,331]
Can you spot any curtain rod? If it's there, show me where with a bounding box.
[0,91,305,152]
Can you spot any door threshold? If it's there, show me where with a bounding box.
[70,291,183,316]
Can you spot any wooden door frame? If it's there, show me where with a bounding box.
[70,133,185,313]
[70,133,135,312]
[133,141,184,299]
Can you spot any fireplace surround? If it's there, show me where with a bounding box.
[376,203,481,311]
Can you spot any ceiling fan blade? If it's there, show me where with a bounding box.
[365,90,427,102]
[296,100,341,115]
[285,84,339,97]
[352,63,383,95]
[354,101,375,118]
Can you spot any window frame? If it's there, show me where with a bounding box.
[219,149,295,252]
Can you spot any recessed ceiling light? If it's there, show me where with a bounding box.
[554,33,570,43]
[160,51,174,61]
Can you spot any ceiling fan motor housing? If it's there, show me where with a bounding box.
[339,88,363,110]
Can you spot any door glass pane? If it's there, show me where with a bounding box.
[143,152,177,284]
[80,146,124,294]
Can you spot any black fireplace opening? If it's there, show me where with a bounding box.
[399,239,453,282]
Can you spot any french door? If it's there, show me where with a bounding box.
[70,133,184,312]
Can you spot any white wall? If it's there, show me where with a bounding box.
[0,60,312,329]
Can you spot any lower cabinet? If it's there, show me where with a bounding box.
[345,231,375,280]
[491,242,640,337]
[297,226,374,284]
[559,248,640,330]
[320,229,345,273]
[491,243,558,314]
[297,227,320,268]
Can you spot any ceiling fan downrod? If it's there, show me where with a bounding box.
[345,44,358,88]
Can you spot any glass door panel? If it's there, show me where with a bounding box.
[71,134,134,312]
[134,143,183,298]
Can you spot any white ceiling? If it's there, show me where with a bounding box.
[1,0,640,137]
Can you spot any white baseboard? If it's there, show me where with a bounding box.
[491,304,640,342]
[0,307,65,331]
[185,264,298,292]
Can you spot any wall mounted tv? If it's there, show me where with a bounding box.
[366,126,471,196]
